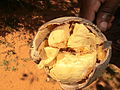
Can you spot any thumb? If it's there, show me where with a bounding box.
[96,0,120,32]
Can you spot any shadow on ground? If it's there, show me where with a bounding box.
[0,0,80,36]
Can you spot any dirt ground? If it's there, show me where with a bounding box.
[0,0,120,90]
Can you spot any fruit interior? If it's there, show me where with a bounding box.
[37,22,108,84]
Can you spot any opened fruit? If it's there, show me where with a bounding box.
[31,17,111,89]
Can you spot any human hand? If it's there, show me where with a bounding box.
[79,0,120,32]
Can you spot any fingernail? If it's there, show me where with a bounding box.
[100,22,108,31]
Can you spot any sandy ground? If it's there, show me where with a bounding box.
[0,0,120,90]
[0,30,62,90]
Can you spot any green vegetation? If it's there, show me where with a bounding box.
[3,60,9,66]
[11,66,17,71]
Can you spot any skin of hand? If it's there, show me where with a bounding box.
[79,0,120,32]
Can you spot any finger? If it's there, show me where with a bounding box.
[110,15,115,23]
[97,12,114,31]
[79,0,101,21]
[107,22,112,29]
[96,0,120,32]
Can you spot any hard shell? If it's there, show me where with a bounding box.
[30,17,111,90]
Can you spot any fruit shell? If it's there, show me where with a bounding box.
[30,17,111,89]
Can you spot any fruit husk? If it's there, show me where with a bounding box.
[30,17,111,90]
